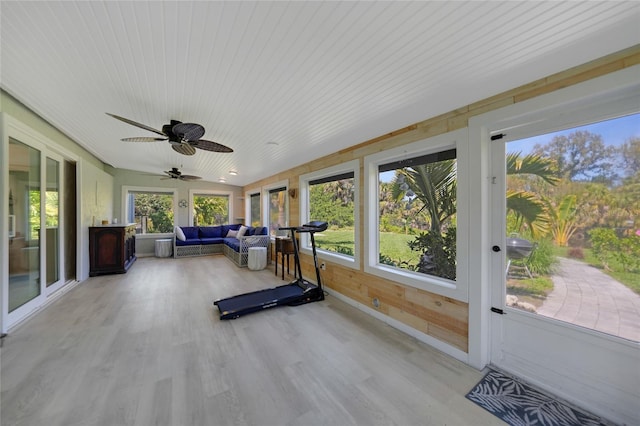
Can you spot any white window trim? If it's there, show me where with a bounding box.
[263,179,289,237]
[188,189,234,226]
[122,185,177,239]
[299,159,360,269]
[244,189,261,226]
[363,127,469,301]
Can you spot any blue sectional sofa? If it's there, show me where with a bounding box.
[173,224,270,267]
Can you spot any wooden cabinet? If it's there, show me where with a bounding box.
[89,224,136,276]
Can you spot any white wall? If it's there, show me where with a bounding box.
[78,162,114,280]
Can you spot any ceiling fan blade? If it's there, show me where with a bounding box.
[171,143,196,156]
[121,137,168,142]
[192,139,234,153]
[172,122,205,141]
[180,175,202,181]
[106,113,167,137]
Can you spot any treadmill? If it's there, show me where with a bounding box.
[214,221,328,319]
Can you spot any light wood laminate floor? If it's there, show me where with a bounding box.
[1,256,502,425]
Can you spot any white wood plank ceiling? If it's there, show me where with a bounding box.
[1,1,638,186]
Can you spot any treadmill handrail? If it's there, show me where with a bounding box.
[279,221,328,233]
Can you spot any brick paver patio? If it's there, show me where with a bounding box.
[537,257,640,342]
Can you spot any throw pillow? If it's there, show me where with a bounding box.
[226,229,238,238]
[237,225,248,238]
[175,226,186,241]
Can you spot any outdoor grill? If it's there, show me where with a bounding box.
[506,236,534,260]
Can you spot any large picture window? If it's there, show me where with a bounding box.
[268,187,287,236]
[249,192,261,227]
[364,128,467,299]
[125,188,176,235]
[378,149,457,281]
[300,160,359,267]
[191,192,229,226]
[263,181,288,237]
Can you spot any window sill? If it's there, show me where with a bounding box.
[301,247,359,270]
[134,233,174,240]
[364,263,464,301]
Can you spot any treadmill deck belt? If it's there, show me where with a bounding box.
[215,284,306,319]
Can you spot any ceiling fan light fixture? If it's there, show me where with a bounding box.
[107,113,233,156]
[229,170,238,175]
[218,177,226,183]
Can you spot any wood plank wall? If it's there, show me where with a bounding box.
[244,46,640,353]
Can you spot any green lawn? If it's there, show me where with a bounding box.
[314,229,420,264]
[507,277,554,308]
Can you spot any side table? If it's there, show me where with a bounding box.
[248,247,268,270]
[275,237,296,280]
[155,238,173,258]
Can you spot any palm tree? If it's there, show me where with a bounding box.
[506,152,559,238]
[544,194,579,246]
[392,159,456,233]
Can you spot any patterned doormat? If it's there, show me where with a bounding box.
[466,370,609,426]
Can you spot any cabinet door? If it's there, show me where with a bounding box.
[95,229,122,268]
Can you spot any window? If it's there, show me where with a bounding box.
[378,149,457,280]
[364,128,467,298]
[124,187,176,235]
[191,192,230,226]
[300,160,359,267]
[249,192,261,227]
[264,181,288,237]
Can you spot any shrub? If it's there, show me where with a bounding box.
[589,228,619,271]
[567,247,584,259]
[527,239,556,275]
[407,227,456,280]
[617,235,640,272]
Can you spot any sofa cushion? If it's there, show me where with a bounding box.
[181,226,199,240]
[175,226,186,241]
[200,237,224,245]
[199,226,222,238]
[221,223,241,237]
[237,225,249,238]
[223,237,241,252]
[253,226,268,236]
[176,238,200,246]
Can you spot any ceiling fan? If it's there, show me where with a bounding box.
[106,113,233,156]
[162,167,201,181]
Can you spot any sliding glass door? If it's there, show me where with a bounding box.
[7,138,43,315]
[45,154,66,294]
[3,115,76,332]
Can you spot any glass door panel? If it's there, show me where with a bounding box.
[46,157,60,287]
[8,138,41,312]
[503,113,639,342]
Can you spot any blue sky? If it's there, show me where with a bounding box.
[508,113,639,154]
[379,112,639,183]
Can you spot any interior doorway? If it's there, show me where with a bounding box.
[63,159,77,282]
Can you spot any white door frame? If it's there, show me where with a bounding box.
[468,65,640,426]
[44,151,66,296]
[3,116,48,329]
[1,114,81,333]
